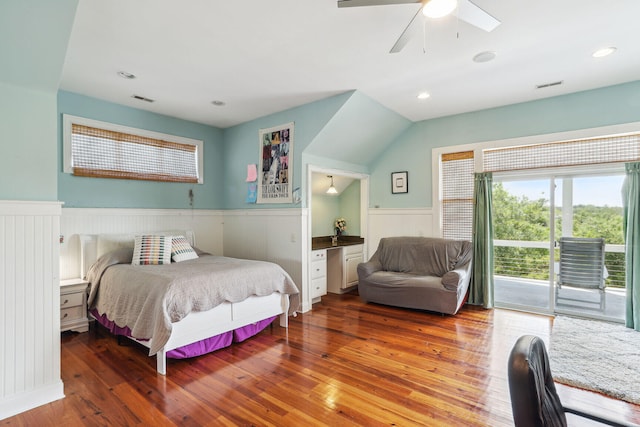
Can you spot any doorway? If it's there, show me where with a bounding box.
[305,165,369,310]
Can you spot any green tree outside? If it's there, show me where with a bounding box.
[492,182,625,287]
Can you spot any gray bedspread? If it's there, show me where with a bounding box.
[86,248,300,355]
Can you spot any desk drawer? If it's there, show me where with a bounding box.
[311,260,326,279]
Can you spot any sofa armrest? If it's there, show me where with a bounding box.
[357,259,383,279]
[441,265,470,291]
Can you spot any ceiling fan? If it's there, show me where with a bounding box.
[337,0,500,53]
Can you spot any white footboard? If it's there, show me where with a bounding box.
[132,292,290,375]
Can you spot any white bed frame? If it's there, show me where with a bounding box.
[79,231,290,375]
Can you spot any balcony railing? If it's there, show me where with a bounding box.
[494,239,625,288]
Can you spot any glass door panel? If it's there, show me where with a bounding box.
[493,179,553,312]
[554,175,625,322]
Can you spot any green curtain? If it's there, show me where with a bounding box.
[623,162,640,330]
[469,172,494,308]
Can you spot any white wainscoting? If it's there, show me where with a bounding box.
[367,208,435,259]
[0,201,64,420]
[60,208,224,280]
[223,208,308,311]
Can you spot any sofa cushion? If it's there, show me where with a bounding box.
[376,237,472,277]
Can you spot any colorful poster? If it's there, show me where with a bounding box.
[257,122,293,204]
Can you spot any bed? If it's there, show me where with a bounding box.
[80,231,300,375]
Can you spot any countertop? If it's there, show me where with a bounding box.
[311,235,364,251]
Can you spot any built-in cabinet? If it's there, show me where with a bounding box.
[327,244,364,294]
[311,249,328,300]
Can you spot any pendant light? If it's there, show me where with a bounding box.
[326,175,338,194]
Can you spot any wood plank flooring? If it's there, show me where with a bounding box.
[4,292,640,426]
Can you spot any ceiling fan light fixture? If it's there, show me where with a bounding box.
[326,175,338,194]
[422,0,458,19]
[417,91,431,100]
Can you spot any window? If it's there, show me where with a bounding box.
[483,133,640,173]
[63,115,203,183]
[440,151,474,241]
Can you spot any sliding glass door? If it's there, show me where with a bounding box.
[493,172,625,322]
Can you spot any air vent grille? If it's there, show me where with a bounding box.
[536,80,563,89]
[132,94,155,103]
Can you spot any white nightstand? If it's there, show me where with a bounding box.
[60,278,90,333]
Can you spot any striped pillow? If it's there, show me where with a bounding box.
[171,236,199,262]
[132,235,172,265]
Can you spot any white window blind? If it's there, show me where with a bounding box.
[441,151,474,241]
[483,133,640,172]
[66,118,201,183]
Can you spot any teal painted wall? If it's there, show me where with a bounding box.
[311,180,361,237]
[222,93,353,210]
[0,0,78,201]
[57,91,224,208]
[312,194,340,237]
[0,83,59,200]
[340,180,361,236]
[369,80,640,209]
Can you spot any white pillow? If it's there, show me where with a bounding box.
[171,236,199,262]
[132,235,172,265]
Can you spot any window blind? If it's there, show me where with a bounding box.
[483,133,640,173]
[441,151,474,241]
[70,124,199,183]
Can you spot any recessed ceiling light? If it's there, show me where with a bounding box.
[211,100,226,106]
[417,92,431,100]
[117,71,136,79]
[473,51,496,63]
[592,47,617,58]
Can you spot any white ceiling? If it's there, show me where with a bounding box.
[60,0,640,129]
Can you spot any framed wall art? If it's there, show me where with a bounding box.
[257,122,294,203]
[391,171,408,194]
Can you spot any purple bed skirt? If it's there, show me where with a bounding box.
[89,308,277,359]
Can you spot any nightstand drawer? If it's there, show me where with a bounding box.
[60,292,84,308]
[61,306,83,323]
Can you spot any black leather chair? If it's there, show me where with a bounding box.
[507,335,637,427]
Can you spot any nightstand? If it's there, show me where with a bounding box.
[60,278,90,333]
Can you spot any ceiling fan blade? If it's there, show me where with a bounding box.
[456,0,500,32]
[337,0,420,7]
[389,8,422,53]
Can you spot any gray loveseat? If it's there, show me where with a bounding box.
[357,236,473,315]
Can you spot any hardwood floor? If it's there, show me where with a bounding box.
[5,292,640,426]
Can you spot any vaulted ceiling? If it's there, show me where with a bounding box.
[58,1,640,129]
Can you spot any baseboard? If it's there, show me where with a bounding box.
[0,380,64,420]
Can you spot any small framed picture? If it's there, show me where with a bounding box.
[391,171,408,194]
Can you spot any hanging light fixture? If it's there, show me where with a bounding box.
[326,175,338,194]
[422,0,457,19]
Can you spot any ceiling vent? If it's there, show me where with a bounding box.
[535,80,563,90]
[132,94,155,103]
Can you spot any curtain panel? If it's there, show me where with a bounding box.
[623,162,640,330]
[470,172,494,308]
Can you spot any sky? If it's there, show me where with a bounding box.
[500,175,625,207]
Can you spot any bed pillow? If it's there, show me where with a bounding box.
[171,236,199,262]
[132,235,172,265]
